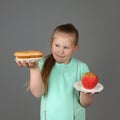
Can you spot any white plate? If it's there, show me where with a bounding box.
[15,58,41,62]
[74,81,104,93]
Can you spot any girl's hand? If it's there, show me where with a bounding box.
[16,61,39,68]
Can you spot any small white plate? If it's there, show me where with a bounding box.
[74,81,104,93]
[15,58,41,62]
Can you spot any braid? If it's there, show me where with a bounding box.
[41,54,55,93]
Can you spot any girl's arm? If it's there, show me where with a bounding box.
[29,64,45,98]
[16,61,45,98]
[79,92,93,107]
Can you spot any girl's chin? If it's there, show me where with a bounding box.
[56,58,64,63]
[55,57,66,63]
[53,55,69,63]
[55,58,70,64]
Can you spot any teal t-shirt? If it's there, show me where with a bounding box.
[39,57,89,120]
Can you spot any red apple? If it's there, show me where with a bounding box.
[81,72,99,89]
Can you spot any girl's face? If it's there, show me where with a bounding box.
[51,32,78,64]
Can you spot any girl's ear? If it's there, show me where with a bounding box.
[74,44,79,52]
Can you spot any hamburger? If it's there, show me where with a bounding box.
[14,50,44,61]
[81,72,99,89]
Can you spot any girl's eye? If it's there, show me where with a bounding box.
[55,44,59,47]
[64,46,70,49]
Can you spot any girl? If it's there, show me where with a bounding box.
[16,23,93,120]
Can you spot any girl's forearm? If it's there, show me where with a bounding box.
[29,67,45,98]
[79,92,93,107]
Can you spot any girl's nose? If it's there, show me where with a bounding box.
[59,47,64,54]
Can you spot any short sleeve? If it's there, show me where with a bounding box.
[38,58,45,70]
[78,61,90,81]
[81,63,89,75]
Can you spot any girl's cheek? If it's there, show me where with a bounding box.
[52,48,57,53]
[53,47,59,52]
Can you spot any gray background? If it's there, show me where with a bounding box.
[0,0,120,120]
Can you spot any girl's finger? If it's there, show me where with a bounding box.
[16,61,23,67]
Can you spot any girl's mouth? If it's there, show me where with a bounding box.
[56,54,65,58]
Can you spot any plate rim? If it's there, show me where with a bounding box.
[15,57,41,62]
[74,81,104,93]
